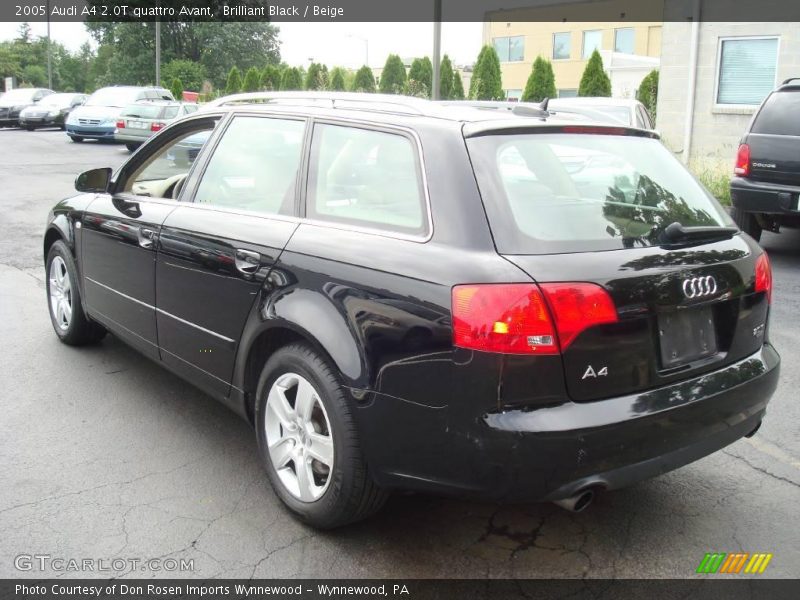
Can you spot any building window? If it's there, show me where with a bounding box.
[582,30,602,59]
[558,89,578,98]
[553,32,571,60]
[716,36,779,106]
[494,36,525,62]
[614,28,635,54]
[505,89,522,101]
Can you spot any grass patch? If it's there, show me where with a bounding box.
[691,164,732,206]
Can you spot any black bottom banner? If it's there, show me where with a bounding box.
[2,579,800,600]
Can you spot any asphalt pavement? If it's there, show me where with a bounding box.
[0,127,798,579]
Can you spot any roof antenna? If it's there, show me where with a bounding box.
[540,97,550,112]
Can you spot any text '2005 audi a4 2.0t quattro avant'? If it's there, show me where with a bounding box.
[43,92,780,528]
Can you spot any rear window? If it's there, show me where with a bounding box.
[120,104,164,119]
[467,132,733,254]
[751,90,800,136]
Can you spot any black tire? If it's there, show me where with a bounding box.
[731,205,762,242]
[45,240,106,346]
[69,135,83,143]
[125,143,141,152]
[255,343,387,528]
[25,125,35,131]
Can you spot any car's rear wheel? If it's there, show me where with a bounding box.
[25,125,35,131]
[46,241,106,345]
[255,343,387,528]
[69,136,83,143]
[731,205,762,242]
[125,143,141,152]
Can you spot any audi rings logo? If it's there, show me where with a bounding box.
[682,276,718,299]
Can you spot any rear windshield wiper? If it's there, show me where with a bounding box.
[660,222,738,245]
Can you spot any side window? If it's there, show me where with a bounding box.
[183,104,199,115]
[124,125,215,199]
[307,124,427,235]
[163,106,180,120]
[194,116,305,216]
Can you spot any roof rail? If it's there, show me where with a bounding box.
[205,91,433,115]
[781,77,800,86]
[435,100,551,118]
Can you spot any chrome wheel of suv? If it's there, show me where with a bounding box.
[264,372,334,502]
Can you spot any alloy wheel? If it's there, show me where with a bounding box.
[49,256,72,331]
[264,372,334,502]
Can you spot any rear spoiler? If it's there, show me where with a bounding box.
[462,121,660,140]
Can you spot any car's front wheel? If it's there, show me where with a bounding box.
[255,344,387,528]
[125,143,141,152]
[46,241,106,345]
[69,136,83,143]
[731,205,763,242]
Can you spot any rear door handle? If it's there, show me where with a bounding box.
[235,249,261,274]
[138,227,158,249]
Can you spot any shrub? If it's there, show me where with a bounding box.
[242,67,261,92]
[280,67,304,91]
[260,65,282,91]
[225,66,242,95]
[351,66,376,93]
[439,55,454,100]
[469,45,503,100]
[637,69,659,120]
[329,67,347,91]
[379,54,407,94]
[578,50,611,97]
[521,56,556,102]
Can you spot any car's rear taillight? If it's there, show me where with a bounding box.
[735,143,750,177]
[755,252,772,304]
[452,283,617,355]
[151,122,165,132]
[116,120,125,129]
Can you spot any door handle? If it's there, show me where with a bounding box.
[138,227,157,249]
[235,249,261,274]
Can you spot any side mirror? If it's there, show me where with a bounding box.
[75,168,112,193]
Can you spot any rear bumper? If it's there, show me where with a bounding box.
[731,176,800,215]
[364,344,780,502]
[114,132,151,144]
[65,125,116,140]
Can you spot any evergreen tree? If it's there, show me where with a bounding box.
[305,63,327,90]
[407,57,433,98]
[636,69,659,120]
[242,66,261,92]
[169,77,184,101]
[521,56,557,102]
[452,70,465,100]
[439,54,454,100]
[225,66,242,95]
[329,67,347,91]
[469,45,503,100]
[280,67,304,90]
[578,50,612,97]
[379,54,406,94]
[351,65,376,93]
[260,64,282,90]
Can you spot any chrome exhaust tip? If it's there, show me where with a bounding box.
[553,489,595,513]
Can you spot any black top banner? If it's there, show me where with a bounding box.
[4,0,800,23]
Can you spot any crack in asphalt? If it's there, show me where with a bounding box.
[722,450,800,489]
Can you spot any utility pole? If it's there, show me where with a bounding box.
[46,0,52,89]
[432,0,442,100]
[155,19,161,86]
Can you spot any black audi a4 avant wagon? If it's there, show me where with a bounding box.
[44,92,780,527]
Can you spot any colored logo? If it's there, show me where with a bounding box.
[696,552,773,574]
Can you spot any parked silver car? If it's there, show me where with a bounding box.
[546,97,655,130]
[114,101,199,151]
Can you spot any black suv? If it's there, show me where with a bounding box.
[731,78,800,240]
[44,93,779,528]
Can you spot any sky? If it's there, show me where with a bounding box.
[0,21,484,68]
